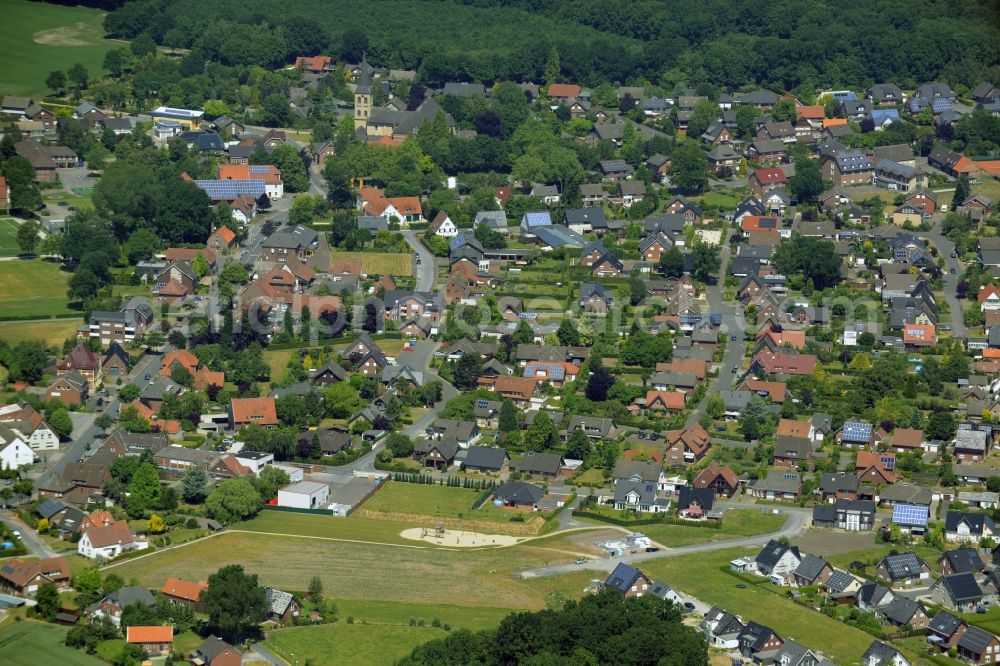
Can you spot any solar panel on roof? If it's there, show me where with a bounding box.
[892,504,928,526]
[476,400,489,409]
[783,473,798,480]
[881,455,896,471]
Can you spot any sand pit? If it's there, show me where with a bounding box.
[400,527,521,547]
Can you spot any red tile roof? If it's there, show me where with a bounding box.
[644,390,686,410]
[212,226,236,244]
[693,462,739,490]
[547,83,581,98]
[752,167,787,186]
[127,625,173,644]
[753,351,817,375]
[230,397,278,426]
[891,428,924,449]
[776,419,811,438]
[161,576,208,602]
[979,285,1000,304]
[795,105,825,120]
[218,164,282,185]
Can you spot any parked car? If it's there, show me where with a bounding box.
[736,584,746,589]
[575,557,588,565]
[684,602,696,611]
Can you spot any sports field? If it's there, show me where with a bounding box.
[0,219,21,257]
[0,318,80,347]
[330,251,413,276]
[0,0,116,98]
[0,621,105,666]
[0,260,75,317]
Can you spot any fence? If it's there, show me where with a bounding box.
[261,505,333,516]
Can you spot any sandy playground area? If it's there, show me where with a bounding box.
[400,527,521,547]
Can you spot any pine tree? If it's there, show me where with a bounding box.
[498,400,518,433]
[310,433,322,459]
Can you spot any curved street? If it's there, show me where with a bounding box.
[517,505,812,578]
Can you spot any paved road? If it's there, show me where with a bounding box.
[400,230,436,292]
[914,219,967,339]
[0,512,58,558]
[250,643,287,666]
[36,350,165,490]
[340,340,459,472]
[517,506,811,579]
[687,230,746,427]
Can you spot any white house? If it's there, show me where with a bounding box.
[430,212,459,238]
[78,522,148,560]
[754,539,802,579]
[0,432,33,470]
[233,450,274,475]
[980,286,1000,312]
[277,481,329,509]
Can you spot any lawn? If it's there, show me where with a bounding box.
[104,530,581,611]
[266,623,446,666]
[639,547,877,665]
[262,349,293,384]
[0,0,117,98]
[0,259,76,317]
[0,318,80,347]
[824,543,943,571]
[334,599,509,631]
[0,219,21,257]
[331,251,413,276]
[636,509,786,548]
[0,621,105,666]
[359,481,542,532]
[696,191,741,210]
[238,511,430,546]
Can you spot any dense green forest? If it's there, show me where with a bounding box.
[97,0,1000,93]
[397,590,707,665]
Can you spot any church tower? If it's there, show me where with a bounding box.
[354,56,373,130]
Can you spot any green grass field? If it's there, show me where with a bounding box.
[239,511,429,546]
[106,531,559,609]
[0,219,21,257]
[359,481,545,532]
[331,251,413,276]
[266,623,446,666]
[0,0,117,97]
[635,509,786,548]
[0,621,105,666]
[0,319,81,347]
[0,260,76,317]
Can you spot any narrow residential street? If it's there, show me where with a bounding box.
[914,218,967,339]
[687,230,746,427]
[400,230,436,293]
[0,512,58,559]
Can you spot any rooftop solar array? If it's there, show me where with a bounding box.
[193,179,265,200]
[842,420,873,442]
[892,503,929,526]
[883,552,925,578]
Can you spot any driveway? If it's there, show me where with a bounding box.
[400,230,436,292]
[0,512,57,558]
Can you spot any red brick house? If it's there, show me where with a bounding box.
[664,423,711,466]
[207,226,237,254]
[693,463,739,497]
[748,167,787,196]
